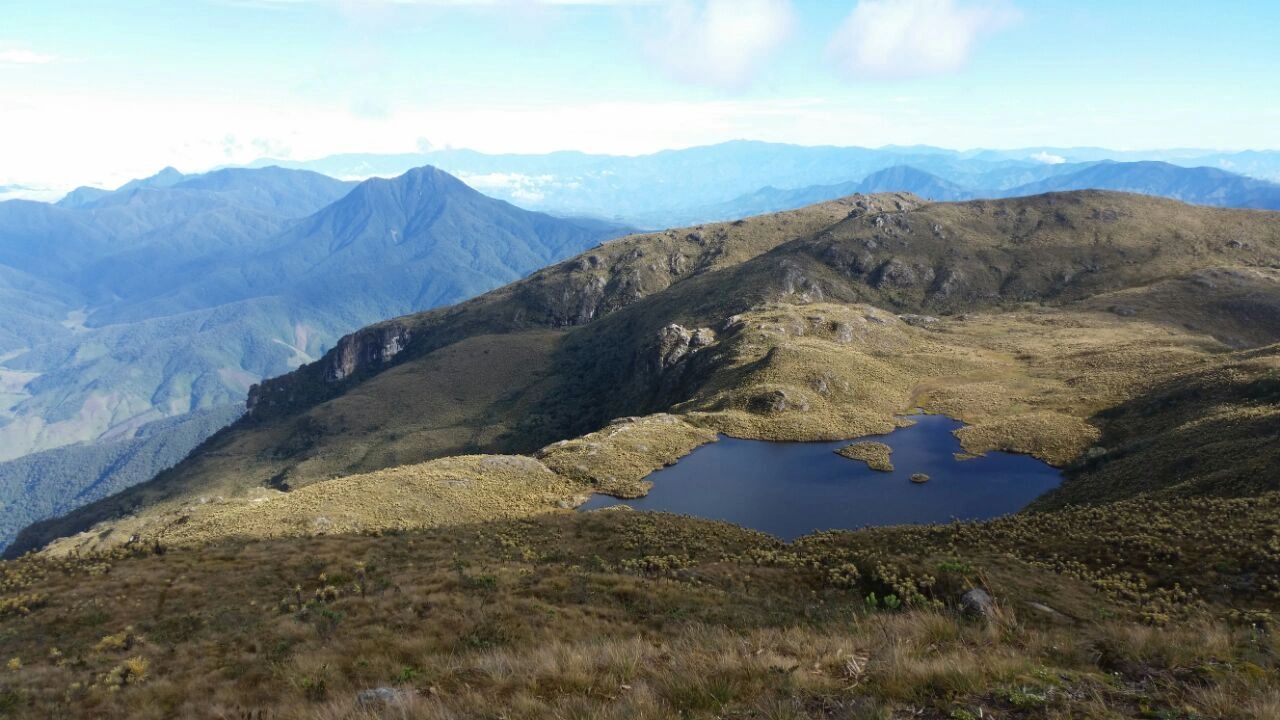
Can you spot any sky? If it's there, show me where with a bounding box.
[2,0,1278,192]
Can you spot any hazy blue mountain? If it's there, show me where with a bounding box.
[250,166,627,313]
[56,186,111,208]
[98,166,627,325]
[633,160,1280,228]
[649,166,973,226]
[661,181,857,225]
[242,141,1280,226]
[1002,161,1280,209]
[58,166,188,209]
[78,167,354,217]
[855,166,972,199]
[120,165,187,191]
[1186,150,1280,183]
[5,167,355,288]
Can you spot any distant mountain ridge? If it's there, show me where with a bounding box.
[57,166,188,209]
[697,161,1280,227]
[1004,160,1280,209]
[643,161,1280,228]
[660,166,973,226]
[234,140,1280,226]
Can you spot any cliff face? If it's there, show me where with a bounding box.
[246,321,413,414]
[325,323,413,382]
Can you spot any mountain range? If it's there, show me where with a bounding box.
[237,140,1280,226]
[14,188,1279,557]
[670,160,1280,226]
[0,165,626,550]
[5,145,1280,552]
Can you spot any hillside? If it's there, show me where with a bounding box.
[0,405,243,550]
[0,166,627,552]
[13,190,1280,557]
[0,493,1276,719]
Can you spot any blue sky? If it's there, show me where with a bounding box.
[2,0,1278,190]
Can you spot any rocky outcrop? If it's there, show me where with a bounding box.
[747,389,809,415]
[873,258,936,290]
[929,267,966,301]
[654,324,716,372]
[553,275,609,326]
[356,687,411,708]
[898,314,940,327]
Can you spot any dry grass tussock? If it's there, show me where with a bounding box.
[1,505,1277,719]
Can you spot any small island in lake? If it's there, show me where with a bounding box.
[835,441,894,472]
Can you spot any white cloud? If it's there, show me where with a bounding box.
[0,47,56,66]
[459,171,562,203]
[648,0,795,89]
[1030,151,1065,165]
[826,0,1018,80]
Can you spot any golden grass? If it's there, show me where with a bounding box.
[535,413,718,498]
[94,455,585,551]
[2,504,1277,719]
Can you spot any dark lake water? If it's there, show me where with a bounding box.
[579,414,1062,540]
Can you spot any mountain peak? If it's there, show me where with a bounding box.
[332,165,479,217]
